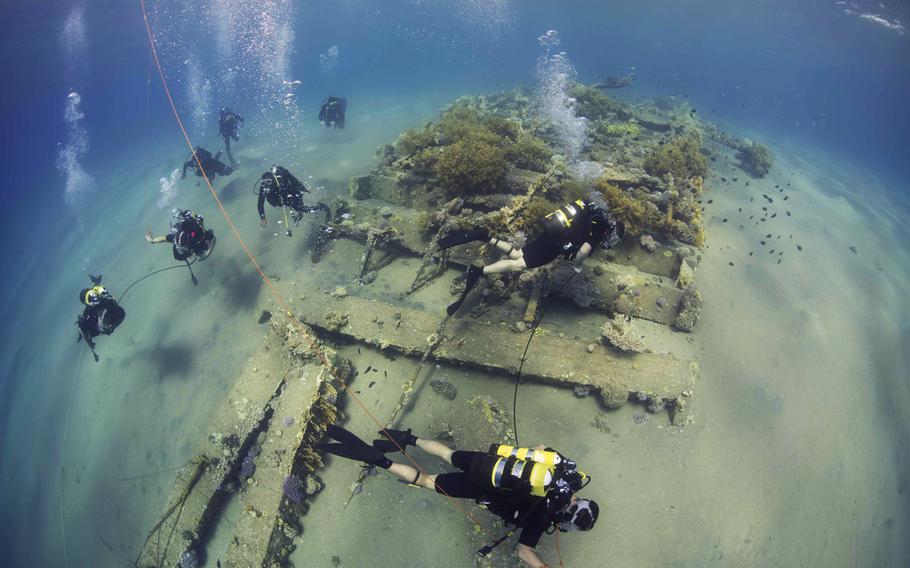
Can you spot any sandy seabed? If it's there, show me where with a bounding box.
[0,92,907,568]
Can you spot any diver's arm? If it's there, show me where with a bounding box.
[181,160,190,179]
[573,242,593,271]
[516,544,549,568]
[145,228,168,244]
[258,194,268,227]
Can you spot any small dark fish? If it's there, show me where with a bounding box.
[777,258,781,264]
[720,177,727,182]
[354,371,360,377]
[762,206,768,211]
[750,197,754,202]
[760,218,767,222]
[258,310,272,324]
[771,213,777,218]
[738,208,742,212]
[787,182,791,186]
[779,251,783,256]
[732,177,738,182]
[749,215,754,220]
[766,234,772,238]
[745,181,750,186]
[372,368,379,373]
[357,347,362,355]
[849,246,858,255]
[769,249,775,254]
[728,262,734,267]
[786,211,791,216]
[796,244,803,251]
[774,184,779,188]
[779,188,784,193]
[711,156,717,162]
[365,365,372,373]
[690,109,697,115]
[783,196,789,200]
[384,370,388,377]
[749,251,753,256]
[708,199,714,204]
[760,240,766,245]
[722,218,728,223]
[368,381,376,388]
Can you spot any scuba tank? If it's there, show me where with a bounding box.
[170,210,205,257]
[541,199,589,236]
[468,444,588,501]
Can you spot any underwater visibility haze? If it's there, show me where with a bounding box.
[1,1,909,566]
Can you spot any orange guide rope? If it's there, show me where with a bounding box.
[138,0,496,545]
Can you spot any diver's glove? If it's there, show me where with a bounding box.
[373,428,418,453]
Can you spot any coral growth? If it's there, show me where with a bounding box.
[643,134,708,181]
[437,137,508,196]
[605,119,641,137]
[736,142,774,177]
[674,286,702,332]
[601,314,645,353]
[283,474,304,503]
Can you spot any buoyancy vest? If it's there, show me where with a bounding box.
[469,444,572,497]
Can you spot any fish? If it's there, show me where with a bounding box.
[796,244,803,251]
[766,234,772,238]
[728,262,734,267]
[760,240,766,245]
[368,381,376,388]
[769,249,775,254]
[365,365,372,373]
[722,218,728,223]
[849,246,858,254]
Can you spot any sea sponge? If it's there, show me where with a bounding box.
[736,142,774,177]
[673,286,702,332]
[396,126,437,156]
[594,179,663,237]
[643,134,708,181]
[601,314,646,353]
[605,119,641,137]
[437,137,508,196]
[506,133,552,172]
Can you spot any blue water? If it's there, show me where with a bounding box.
[2,1,909,567]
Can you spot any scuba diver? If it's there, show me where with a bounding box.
[440,196,625,315]
[217,107,244,167]
[75,275,126,362]
[181,146,234,182]
[318,96,347,129]
[256,165,330,236]
[319,425,598,567]
[145,209,216,261]
[145,210,215,286]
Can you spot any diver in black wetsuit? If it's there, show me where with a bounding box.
[318,96,347,129]
[440,196,625,315]
[317,425,599,567]
[218,108,244,167]
[181,146,234,181]
[256,166,329,234]
[145,209,216,261]
[75,275,126,362]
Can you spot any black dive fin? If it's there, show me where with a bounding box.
[447,266,483,316]
[89,274,103,285]
[438,229,489,250]
[319,425,390,468]
[372,428,416,453]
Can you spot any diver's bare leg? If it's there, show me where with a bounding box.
[415,438,455,464]
[387,463,438,490]
[489,238,523,260]
[481,257,527,275]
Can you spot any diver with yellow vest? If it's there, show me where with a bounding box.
[440,193,625,315]
[318,424,598,567]
[75,275,126,362]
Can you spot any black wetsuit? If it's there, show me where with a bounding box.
[318,97,347,129]
[522,205,611,269]
[218,109,244,166]
[257,166,328,221]
[167,215,214,261]
[181,146,234,180]
[76,296,126,348]
[434,451,552,548]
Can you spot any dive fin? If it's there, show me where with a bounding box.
[372,427,417,453]
[447,265,483,316]
[320,425,392,467]
[89,274,103,285]
[438,229,489,250]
